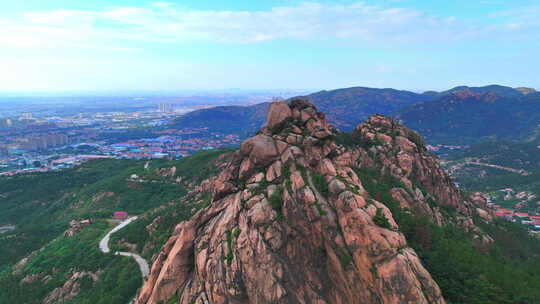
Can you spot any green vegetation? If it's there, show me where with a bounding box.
[0,149,228,303]
[163,294,180,304]
[0,159,143,269]
[333,132,362,148]
[355,164,540,303]
[269,187,284,217]
[311,172,329,198]
[332,131,385,149]
[225,229,234,266]
[398,214,540,304]
[442,139,540,214]
[0,221,141,304]
[282,163,291,180]
[0,150,227,268]
[373,208,391,229]
[252,179,270,196]
[397,88,540,145]
[172,102,270,137]
[268,117,301,135]
[224,228,241,266]
[337,248,353,268]
[353,167,404,205]
[313,201,327,216]
[108,199,198,260]
[174,87,432,136]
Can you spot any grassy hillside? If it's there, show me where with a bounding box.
[0,221,141,304]
[0,150,230,304]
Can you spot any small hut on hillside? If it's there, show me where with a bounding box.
[113,211,128,220]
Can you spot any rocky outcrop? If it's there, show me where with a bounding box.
[42,270,102,304]
[64,219,92,237]
[136,100,489,304]
[354,114,476,218]
[91,191,115,203]
[156,167,178,178]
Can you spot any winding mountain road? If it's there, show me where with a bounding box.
[99,217,150,278]
[464,161,530,176]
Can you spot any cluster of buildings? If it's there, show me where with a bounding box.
[0,128,241,176]
[496,188,537,201]
[0,155,112,176]
[480,187,540,231]
[0,105,243,176]
[105,132,240,159]
[493,206,540,229]
[8,133,69,151]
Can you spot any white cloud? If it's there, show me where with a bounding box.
[0,1,538,50]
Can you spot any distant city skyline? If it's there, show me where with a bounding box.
[1,0,539,92]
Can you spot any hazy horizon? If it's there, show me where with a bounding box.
[1,0,539,92]
[0,83,537,97]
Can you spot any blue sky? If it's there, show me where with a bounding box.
[0,0,539,92]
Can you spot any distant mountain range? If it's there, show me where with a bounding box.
[396,85,540,144]
[172,84,538,144]
[172,86,434,136]
[172,102,270,137]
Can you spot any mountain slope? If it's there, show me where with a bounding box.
[172,102,270,137]
[0,151,232,304]
[136,100,490,304]
[439,85,534,99]
[295,87,433,130]
[171,87,433,136]
[396,87,540,144]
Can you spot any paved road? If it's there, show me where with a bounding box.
[0,225,15,233]
[116,252,150,277]
[99,217,150,278]
[447,160,530,176]
[464,161,530,176]
[99,217,138,253]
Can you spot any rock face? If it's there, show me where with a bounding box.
[42,270,102,304]
[136,100,489,304]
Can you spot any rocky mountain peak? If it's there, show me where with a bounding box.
[262,98,333,138]
[447,89,502,103]
[515,87,537,95]
[136,100,490,304]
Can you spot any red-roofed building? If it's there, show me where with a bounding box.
[113,211,128,220]
[515,212,529,218]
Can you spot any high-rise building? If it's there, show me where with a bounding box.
[19,113,34,120]
[15,133,69,151]
[158,103,173,113]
